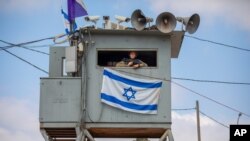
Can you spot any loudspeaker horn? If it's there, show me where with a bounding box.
[177,13,200,34]
[131,9,153,31]
[156,12,177,33]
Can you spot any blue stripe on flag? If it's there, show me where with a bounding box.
[61,8,77,34]
[61,9,69,19]
[103,69,162,88]
[101,93,157,111]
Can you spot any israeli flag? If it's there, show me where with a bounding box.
[100,68,163,114]
[61,9,77,34]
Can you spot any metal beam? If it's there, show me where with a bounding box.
[40,129,52,141]
[159,129,174,141]
[196,101,201,141]
[84,129,95,141]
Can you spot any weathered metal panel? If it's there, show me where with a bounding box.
[40,77,81,122]
[84,33,171,123]
[49,47,66,77]
[65,46,77,73]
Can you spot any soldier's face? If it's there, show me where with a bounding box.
[129,52,136,59]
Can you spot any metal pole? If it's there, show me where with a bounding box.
[69,20,76,46]
[67,0,78,77]
[237,112,242,124]
[84,129,95,141]
[159,129,174,141]
[196,100,201,141]
[40,129,49,141]
[67,0,76,46]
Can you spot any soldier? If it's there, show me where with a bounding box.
[116,51,148,68]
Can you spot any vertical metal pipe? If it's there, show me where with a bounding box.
[196,100,201,141]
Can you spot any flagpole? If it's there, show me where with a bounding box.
[69,20,75,46]
[70,20,75,34]
[66,0,88,76]
[67,0,75,46]
[67,0,77,77]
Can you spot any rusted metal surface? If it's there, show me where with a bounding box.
[88,128,167,138]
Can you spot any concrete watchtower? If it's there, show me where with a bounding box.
[39,28,184,141]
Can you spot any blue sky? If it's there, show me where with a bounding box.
[0,0,250,141]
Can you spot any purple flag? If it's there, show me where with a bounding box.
[68,0,88,22]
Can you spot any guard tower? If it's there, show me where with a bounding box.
[39,6,202,140]
[40,28,184,141]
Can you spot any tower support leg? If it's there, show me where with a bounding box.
[159,129,174,141]
[40,129,53,141]
[76,127,95,141]
[84,129,95,141]
[76,127,85,141]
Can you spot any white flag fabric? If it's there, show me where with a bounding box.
[61,9,74,34]
[100,68,162,114]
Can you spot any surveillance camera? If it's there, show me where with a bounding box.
[84,16,100,23]
[115,15,130,23]
[103,16,110,21]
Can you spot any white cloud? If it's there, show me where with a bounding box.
[0,0,50,13]
[148,0,250,31]
[0,128,39,141]
[0,97,43,141]
[171,83,229,141]
[172,111,228,141]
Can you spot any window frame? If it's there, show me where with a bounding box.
[96,48,158,69]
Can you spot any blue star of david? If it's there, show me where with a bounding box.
[122,87,137,101]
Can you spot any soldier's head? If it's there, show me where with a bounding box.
[129,51,137,59]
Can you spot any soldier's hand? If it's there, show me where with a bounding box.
[128,61,133,66]
[133,64,140,69]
